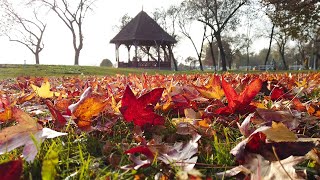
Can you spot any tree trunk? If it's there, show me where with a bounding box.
[74,49,80,65]
[35,52,40,64]
[280,50,287,70]
[246,46,249,71]
[169,46,178,71]
[265,25,275,66]
[215,33,227,71]
[210,35,216,71]
[197,25,207,71]
[228,59,232,70]
[316,53,319,69]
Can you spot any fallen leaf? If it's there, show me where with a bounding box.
[194,75,224,100]
[262,122,297,142]
[69,87,108,129]
[124,146,155,170]
[215,78,262,115]
[0,108,67,162]
[46,100,67,128]
[217,153,307,180]
[0,97,13,122]
[0,159,23,180]
[120,85,165,127]
[157,133,201,171]
[31,80,60,98]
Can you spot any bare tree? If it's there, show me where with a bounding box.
[1,0,46,64]
[184,0,248,71]
[178,2,205,71]
[30,0,96,65]
[274,29,289,70]
[152,6,180,71]
[265,24,275,66]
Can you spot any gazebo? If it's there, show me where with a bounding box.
[110,11,177,70]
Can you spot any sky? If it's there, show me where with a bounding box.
[0,0,269,66]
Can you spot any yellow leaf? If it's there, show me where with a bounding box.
[171,117,194,125]
[111,95,120,113]
[31,81,58,98]
[295,78,307,88]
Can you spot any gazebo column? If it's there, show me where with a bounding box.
[157,44,160,67]
[146,46,150,62]
[134,41,138,67]
[168,44,177,70]
[115,44,120,67]
[126,44,131,62]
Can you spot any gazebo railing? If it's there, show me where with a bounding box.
[118,61,171,69]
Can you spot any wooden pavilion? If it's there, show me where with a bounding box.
[110,11,177,70]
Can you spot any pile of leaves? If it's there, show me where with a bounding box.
[0,72,320,179]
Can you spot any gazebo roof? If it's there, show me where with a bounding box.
[110,11,177,46]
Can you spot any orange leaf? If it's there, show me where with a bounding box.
[0,97,13,122]
[0,107,12,122]
[195,75,224,100]
[70,88,108,129]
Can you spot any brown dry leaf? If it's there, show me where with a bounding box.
[262,122,297,142]
[184,108,201,119]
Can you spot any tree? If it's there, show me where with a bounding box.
[184,0,248,71]
[203,40,233,68]
[117,13,132,30]
[261,0,319,40]
[274,29,289,70]
[265,24,275,65]
[184,56,198,69]
[262,0,320,69]
[30,0,97,65]
[1,0,46,64]
[152,6,180,71]
[100,58,113,67]
[178,2,206,71]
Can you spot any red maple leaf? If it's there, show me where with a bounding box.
[215,78,262,115]
[120,86,165,127]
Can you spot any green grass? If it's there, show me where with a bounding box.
[0,64,317,79]
[0,64,180,79]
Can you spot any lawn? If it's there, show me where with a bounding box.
[0,65,319,179]
[0,64,177,79]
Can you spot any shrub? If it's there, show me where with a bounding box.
[100,59,113,67]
